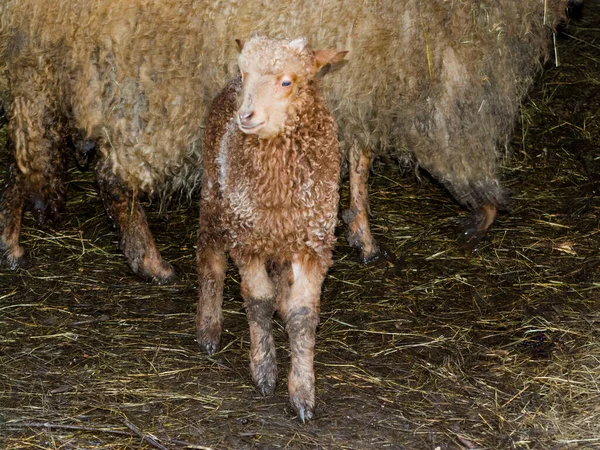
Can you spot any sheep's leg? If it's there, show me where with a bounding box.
[0,170,25,268]
[458,204,498,252]
[343,147,386,264]
[277,258,325,422]
[196,179,227,354]
[238,257,277,396]
[196,240,226,356]
[95,160,174,284]
[0,92,68,268]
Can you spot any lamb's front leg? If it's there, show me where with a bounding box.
[196,243,226,355]
[238,257,277,396]
[277,258,326,422]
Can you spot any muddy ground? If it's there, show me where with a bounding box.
[0,3,599,450]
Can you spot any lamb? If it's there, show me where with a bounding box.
[196,35,345,421]
[0,0,567,280]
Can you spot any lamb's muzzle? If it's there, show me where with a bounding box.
[238,110,259,131]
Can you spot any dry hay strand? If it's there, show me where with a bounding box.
[1,3,599,449]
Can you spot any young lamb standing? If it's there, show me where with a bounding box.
[196,35,346,421]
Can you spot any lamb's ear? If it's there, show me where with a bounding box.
[313,49,348,75]
[235,39,245,52]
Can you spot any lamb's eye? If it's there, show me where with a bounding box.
[281,78,293,88]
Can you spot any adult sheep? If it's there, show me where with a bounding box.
[0,0,567,281]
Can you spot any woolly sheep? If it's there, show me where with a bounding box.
[0,1,567,280]
[197,35,346,421]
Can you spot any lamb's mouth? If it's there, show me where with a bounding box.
[238,122,265,133]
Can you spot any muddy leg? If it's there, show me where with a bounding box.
[458,204,498,252]
[95,160,174,284]
[196,179,227,354]
[277,258,325,422]
[343,147,386,264]
[196,240,226,356]
[238,257,277,396]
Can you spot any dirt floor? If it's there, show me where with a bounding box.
[0,3,599,450]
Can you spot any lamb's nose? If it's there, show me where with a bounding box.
[238,110,254,127]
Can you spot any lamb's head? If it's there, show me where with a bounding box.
[236,35,347,139]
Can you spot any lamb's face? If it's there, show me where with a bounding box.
[236,71,301,138]
[236,36,313,139]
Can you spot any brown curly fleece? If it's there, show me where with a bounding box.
[196,36,341,421]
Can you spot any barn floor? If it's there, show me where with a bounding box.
[0,4,599,450]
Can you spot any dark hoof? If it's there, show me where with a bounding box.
[133,258,176,285]
[457,204,498,253]
[150,268,177,285]
[359,244,393,266]
[200,340,219,356]
[256,376,277,397]
[457,225,488,253]
[298,406,314,423]
[196,328,221,356]
[290,397,315,423]
[343,212,392,265]
[75,139,98,169]
[289,380,316,423]
[0,246,28,270]
[1,255,28,270]
[253,363,277,397]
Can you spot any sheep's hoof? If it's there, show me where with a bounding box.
[360,244,391,266]
[290,394,315,423]
[458,224,487,253]
[457,204,498,253]
[252,362,277,397]
[297,405,314,423]
[196,329,221,356]
[343,209,392,265]
[150,269,176,285]
[288,376,315,423]
[133,256,176,284]
[256,376,277,397]
[30,195,64,229]
[0,245,27,270]
[345,230,387,265]
[351,237,391,266]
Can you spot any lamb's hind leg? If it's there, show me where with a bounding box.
[277,257,326,422]
[95,159,174,284]
[343,147,386,264]
[238,257,277,396]
[196,237,226,356]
